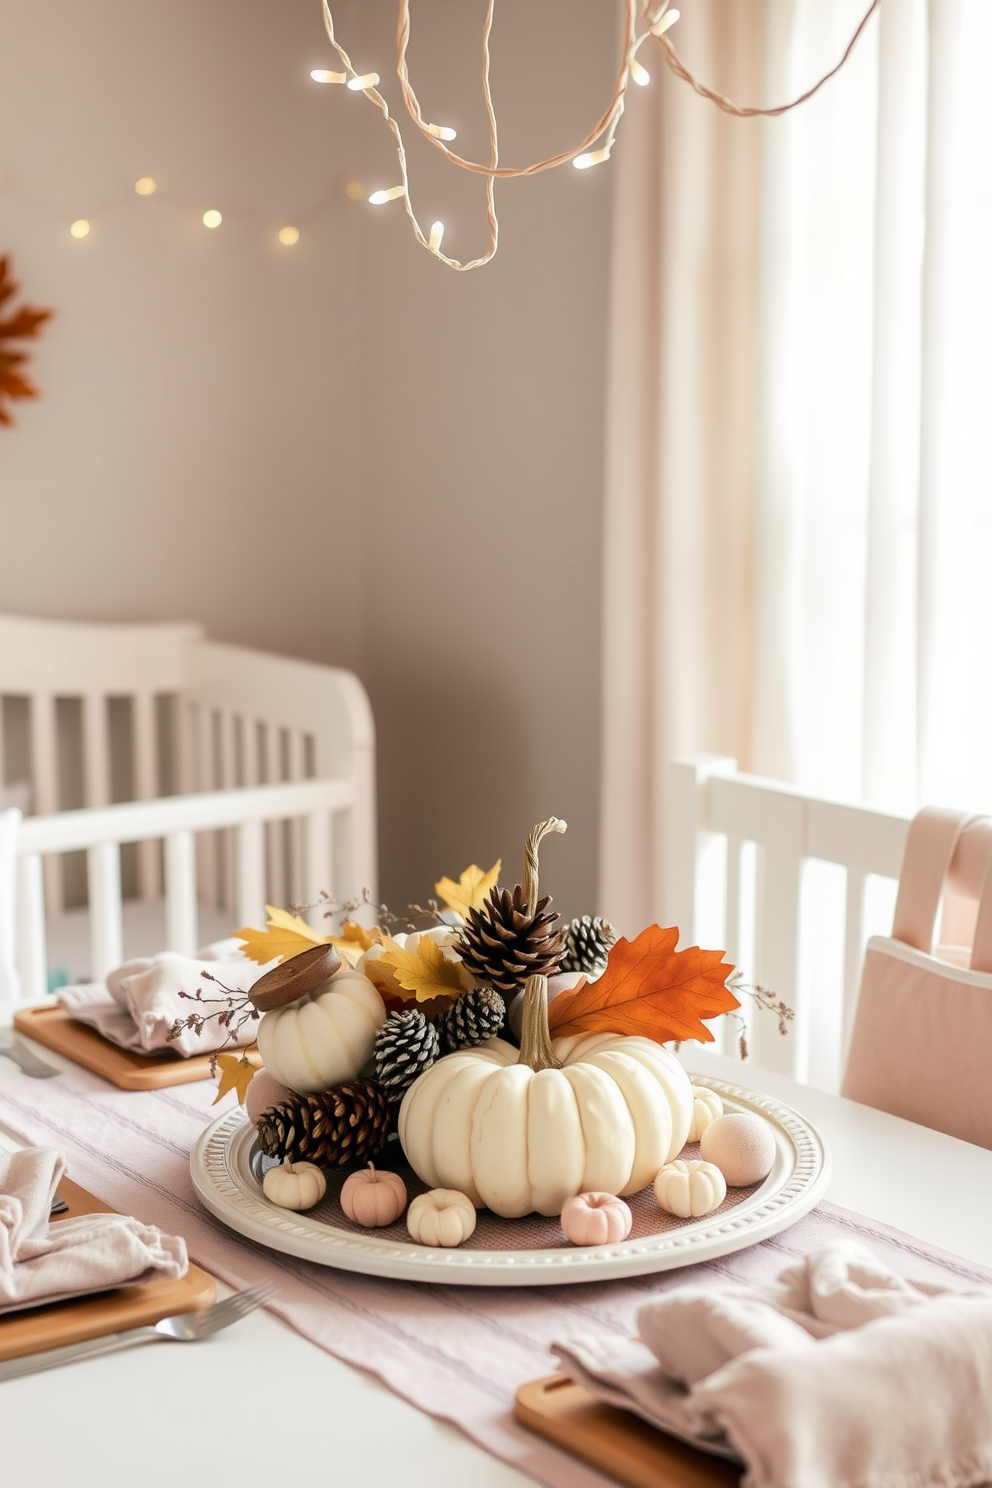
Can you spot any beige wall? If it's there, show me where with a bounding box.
[0,0,615,919]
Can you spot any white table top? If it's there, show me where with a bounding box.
[2,1041,991,1486]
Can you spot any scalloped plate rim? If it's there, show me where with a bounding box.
[189,1075,831,1286]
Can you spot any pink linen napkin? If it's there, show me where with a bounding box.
[0,1146,187,1314]
[555,1240,992,1488]
[59,944,271,1056]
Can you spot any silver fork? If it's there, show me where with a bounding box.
[0,1281,276,1382]
[0,1033,60,1079]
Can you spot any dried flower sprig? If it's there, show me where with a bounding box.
[166,971,260,1067]
[725,976,795,1062]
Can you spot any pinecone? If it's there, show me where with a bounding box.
[560,915,618,976]
[256,1080,390,1166]
[373,1009,440,1103]
[439,986,505,1052]
[458,886,566,995]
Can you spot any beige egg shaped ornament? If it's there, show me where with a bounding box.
[700,1112,777,1187]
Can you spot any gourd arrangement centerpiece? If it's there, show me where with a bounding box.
[185,813,766,1241]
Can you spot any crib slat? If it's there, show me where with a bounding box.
[31,693,62,917]
[843,868,867,1064]
[88,841,123,982]
[220,711,237,914]
[134,691,162,900]
[721,836,745,1059]
[304,809,332,931]
[165,830,198,955]
[265,724,286,906]
[754,795,805,1079]
[83,693,109,807]
[288,732,305,911]
[193,705,219,909]
[236,819,266,930]
[17,854,47,1004]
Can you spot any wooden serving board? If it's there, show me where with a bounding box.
[0,1176,216,1363]
[13,1004,261,1090]
[515,1375,742,1488]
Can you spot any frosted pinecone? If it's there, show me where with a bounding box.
[373,1009,441,1103]
[560,915,618,976]
[438,986,505,1052]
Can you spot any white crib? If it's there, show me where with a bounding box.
[667,756,991,1093]
[0,614,376,1008]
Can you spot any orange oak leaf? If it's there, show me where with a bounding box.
[547,925,738,1044]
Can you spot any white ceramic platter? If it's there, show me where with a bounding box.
[190,1075,830,1286]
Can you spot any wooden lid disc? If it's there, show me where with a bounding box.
[249,942,341,1012]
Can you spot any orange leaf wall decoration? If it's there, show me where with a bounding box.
[547,924,737,1044]
[0,257,52,427]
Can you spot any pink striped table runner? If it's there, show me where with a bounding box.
[2,1066,990,1488]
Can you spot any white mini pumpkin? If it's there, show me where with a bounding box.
[654,1158,726,1218]
[398,975,693,1218]
[262,1159,327,1211]
[406,1188,477,1247]
[687,1085,724,1142]
[255,967,386,1094]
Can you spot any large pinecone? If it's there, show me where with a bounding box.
[374,1009,440,1103]
[256,1080,390,1166]
[439,986,505,1052]
[560,915,618,976]
[458,886,566,995]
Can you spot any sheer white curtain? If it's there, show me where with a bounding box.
[600,0,992,926]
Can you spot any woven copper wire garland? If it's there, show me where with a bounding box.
[316,0,883,270]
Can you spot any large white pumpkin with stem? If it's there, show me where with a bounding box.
[398,973,693,1217]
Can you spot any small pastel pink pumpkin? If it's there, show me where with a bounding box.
[561,1192,633,1247]
[340,1164,407,1227]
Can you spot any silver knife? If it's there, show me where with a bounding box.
[0,1034,61,1078]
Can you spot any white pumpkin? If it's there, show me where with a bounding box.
[398,975,693,1218]
[407,1188,477,1247]
[687,1085,724,1142]
[654,1158,726,1218]
[255,967,386,1094]
[262,1159,327,1211]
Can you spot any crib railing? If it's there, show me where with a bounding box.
[12,777,354,1005]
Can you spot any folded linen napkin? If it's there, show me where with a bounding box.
[0,1146,187,1315]
[555,1240,992,1488]
[59,943,272,1057]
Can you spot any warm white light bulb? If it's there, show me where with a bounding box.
[427,123,457,142]
[630,59,651,86]
[368,185,406,205]
[278,226,300,246]
[347,72,380,91]
[134,177,157,196]
[649,8,680,36]
[573,148,611,171]
[428,221,444,252]
[202,209,222,229]
[310,68,347,84]
[69,218,90,238]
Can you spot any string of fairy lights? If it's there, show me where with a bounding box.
[3,0,881,269]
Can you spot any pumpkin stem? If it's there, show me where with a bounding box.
[521,818,567,916]
[518,974,561,1072]
[367,1163,378,1182]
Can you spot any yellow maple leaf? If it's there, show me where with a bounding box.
[434,860,502,918]
[376,934,467,1003]
[212,1053,256,1106]
[234,904,327,966]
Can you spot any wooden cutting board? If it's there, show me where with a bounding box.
[0,1176,215,1363]
[515,1375,742,1488]
[13,1003,261,1090]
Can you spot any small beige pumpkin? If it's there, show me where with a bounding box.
[262,1158,327,1211]
[700,1112,776,1187]
[654,1158,726,1218]
[340,1164,407,1227]
[406,1188,477,1247]
[561,1192,633,1247]
[687,1085,724,1142]
[255,967,386,1095]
